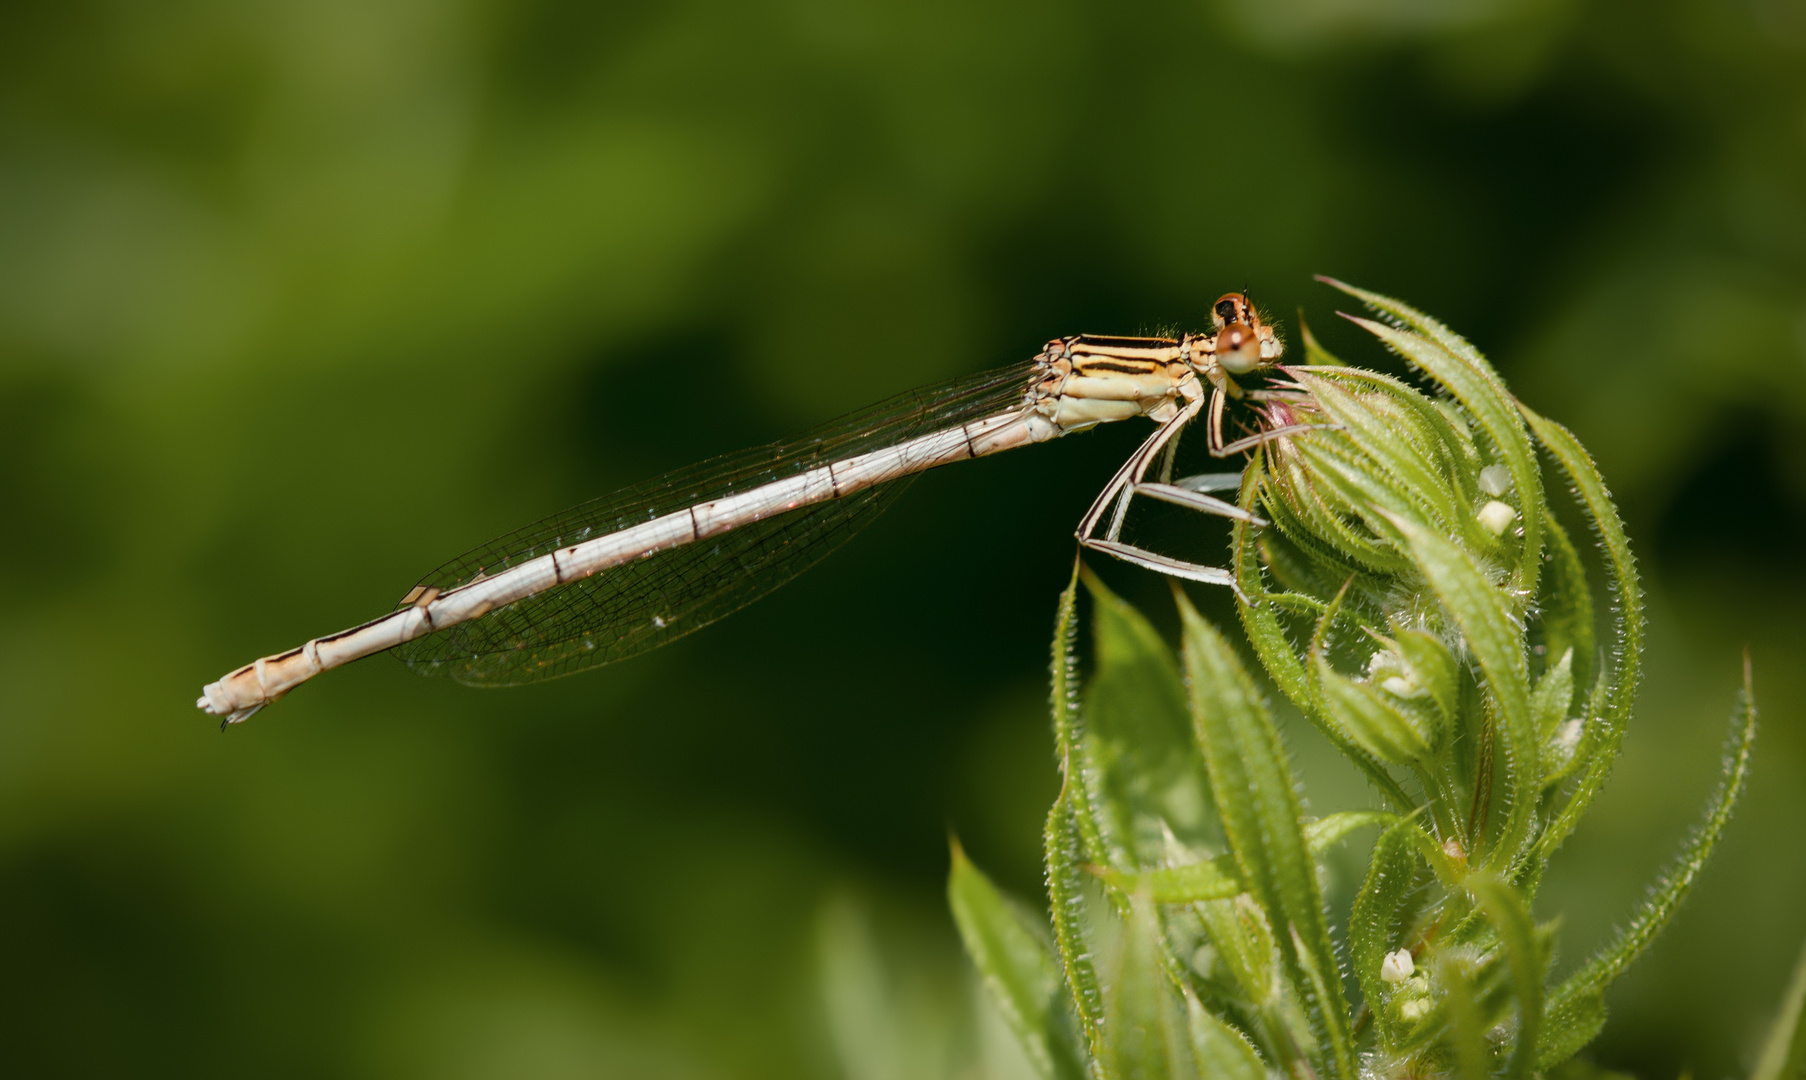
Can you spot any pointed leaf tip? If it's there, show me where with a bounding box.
[1542,661,1757,1058]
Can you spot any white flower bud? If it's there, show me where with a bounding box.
[1399,998,1430,1021]
[1380,674,1427,699]
[1477,499,1517,536]
[1479,464,1512,496]
[1380,948,1415,983]
[1556,717,1584,752]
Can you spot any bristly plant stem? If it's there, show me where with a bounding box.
[948,281,1771,1080]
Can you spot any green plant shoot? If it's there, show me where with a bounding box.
[949,281,1763,1080]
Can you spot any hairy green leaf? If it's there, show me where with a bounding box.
[1233,473,1417,814]
[1343,320,1544,581]
[1046,795,1107,1058]
[1328,279,1545,600]
[1385,513,1537,871]
[1521,409,1643,862]
[1192,897,1324,1075]
[1184,989,1267,1080]
[1467,874,1544,1080]
[1271,469,1415,578]
[1293,365,1484,510]
[1081,567,1217,863]
[1306,810,1395,851]
[1099,894,1199,1080]
[1292,922,1355,1080]
[1290,369,1467,543]
[948,843,1088,1080]
[1542,658,1757,1062]
[1105,856,1243,904]
[1177,592,1354,1078]
[1050,561,1116,869]
[1101,812,1391,903]
[1440,949,1495,1080]
[1316,654,1435,765]
[1539,513,1597,697]
[1535,991,1607,1071]
[1351,819,1426,1049]
[1531,647,1575,744]
[1194,895,1278,1011]
[1233,460,1313,706]
[1283,441,1421,574]
[1392,627,1460,729]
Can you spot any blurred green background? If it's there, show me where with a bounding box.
[2,0,1803,1076]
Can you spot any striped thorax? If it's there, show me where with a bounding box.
[1030,335,1202,430]
[1029,292,1284,431]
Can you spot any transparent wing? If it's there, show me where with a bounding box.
[392,360,1041,686]
[402,483,909,686]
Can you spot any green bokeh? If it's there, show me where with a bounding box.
[2,1,1801,1076]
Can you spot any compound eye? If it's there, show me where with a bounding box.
[1218,323,1264,375]
[1213,295,1245,328]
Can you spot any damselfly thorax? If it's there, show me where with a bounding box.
[198,291,1324,725]
[1030,293,1284,443]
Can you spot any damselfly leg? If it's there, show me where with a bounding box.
[1075,387,1253,594]
[1072,294,1341,594]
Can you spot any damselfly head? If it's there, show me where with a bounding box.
[1212,292,1254,331]
[1209,292,1284,376]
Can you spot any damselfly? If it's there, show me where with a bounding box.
[198,292,1323,725]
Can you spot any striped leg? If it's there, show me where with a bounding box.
[1204,383,1341,459]
[1075,394,1202,544]
[1210,422,1342,458]
[1078,540,1240,591]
